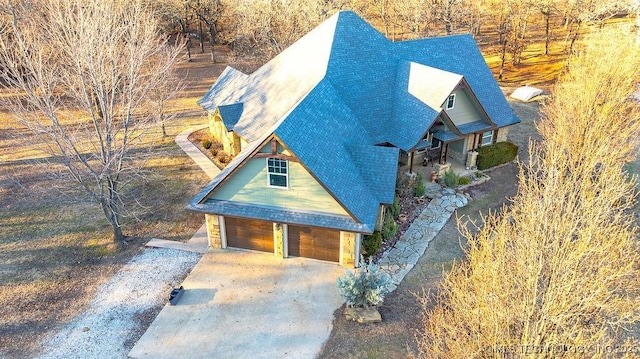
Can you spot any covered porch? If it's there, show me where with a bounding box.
[399,140,479,179]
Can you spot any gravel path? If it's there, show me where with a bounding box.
[36,248,201,359]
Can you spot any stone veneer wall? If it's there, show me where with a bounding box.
[340,232,358,268]
[205,214,222,248]
[496,126,509,142]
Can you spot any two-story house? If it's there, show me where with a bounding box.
[187,11,520,268]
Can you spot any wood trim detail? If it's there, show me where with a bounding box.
[252,152,299,162]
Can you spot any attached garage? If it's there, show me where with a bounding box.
[288,225,341,262]
[224,217,274,253]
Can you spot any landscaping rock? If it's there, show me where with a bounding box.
[344,306,382,324]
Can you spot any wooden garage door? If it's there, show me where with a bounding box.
[225,217,274,253]
[288,225,340,262]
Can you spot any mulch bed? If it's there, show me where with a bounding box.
[187,128,231,169]
[372,187,431,263]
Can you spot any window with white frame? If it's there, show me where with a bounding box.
[267,158,288,188]
[481,130,493,146]
[446,94,456,109]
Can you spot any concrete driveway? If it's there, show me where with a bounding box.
[129,249,345,359]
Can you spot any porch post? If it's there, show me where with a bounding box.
[408,151,414,173]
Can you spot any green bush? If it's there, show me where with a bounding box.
[444,169,460,187]
[202,138,212,149]
[337,258,393,307]
[389,196,400,217]
[362,231,382,257]
[476,141,518,170]
[382,212,397,240]
[458,176,472,186]
[413,173,426,197]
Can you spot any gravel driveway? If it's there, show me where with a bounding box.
[36,248,201,359]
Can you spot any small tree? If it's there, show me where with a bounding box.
[337,258,393,307]
[381,212,398,240]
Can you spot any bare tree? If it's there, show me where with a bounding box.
[413,26,640,358]
[393,0,430,39]
[536,0,558,55]
[0,0,182,243]
[561,0,637,53]
[191,0,224,63]
[231,0,333,60]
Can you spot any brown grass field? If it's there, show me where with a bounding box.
[0,15,636,358]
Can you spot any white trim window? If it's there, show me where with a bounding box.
[446,93,456,110]
[267,158,288,188]
[481,130,494,146]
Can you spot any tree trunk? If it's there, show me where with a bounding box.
[112,221,125,243]
[209,23,216,63]
[198,19,204,53]
[544,11,550,55]
[499,38,508,80]
[568,23,580,55]
[101,195,125,243]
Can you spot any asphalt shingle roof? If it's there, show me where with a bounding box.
[217,103,244,129]
[190,11,520,232]
[457,120,494,135]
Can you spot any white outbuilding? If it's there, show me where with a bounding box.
[510,85,544,102]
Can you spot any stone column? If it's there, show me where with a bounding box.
[340,231,358,268]
[205,214,222,248]
[496,126,509,142]
[274,223,286,258]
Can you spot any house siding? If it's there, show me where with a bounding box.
[445,90,483,126]
[209,158,349,216]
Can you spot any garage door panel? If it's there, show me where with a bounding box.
[288,225,340,262]
[225,217,274,253]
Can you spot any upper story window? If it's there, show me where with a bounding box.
[446,94,456,110]
[481,130,494,146]
[267,158,288,188]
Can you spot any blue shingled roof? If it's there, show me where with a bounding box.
[274,80,398,230]
[188,200,372,233]
[457,120,493,134]
[433,130,462,142]
[395,35,520,128]
[217,103,244,129]
[190,11,520,232]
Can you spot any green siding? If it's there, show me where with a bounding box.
[210,158,349,216]
[445,89,484,126]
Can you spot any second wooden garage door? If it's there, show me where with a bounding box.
[225,217,274,253]
[288,225,340,262]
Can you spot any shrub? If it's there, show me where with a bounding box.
[413,173,426,197]
[201,138,212,149]
[362,231,382,257]
[336,258,393,307]
[382,212,397,241]
[389,196,400,217]
[217,151,231,164]
[444,169,460,187]
[476,141,518,170]
[458,176,472,186]
[210,147,219,156]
